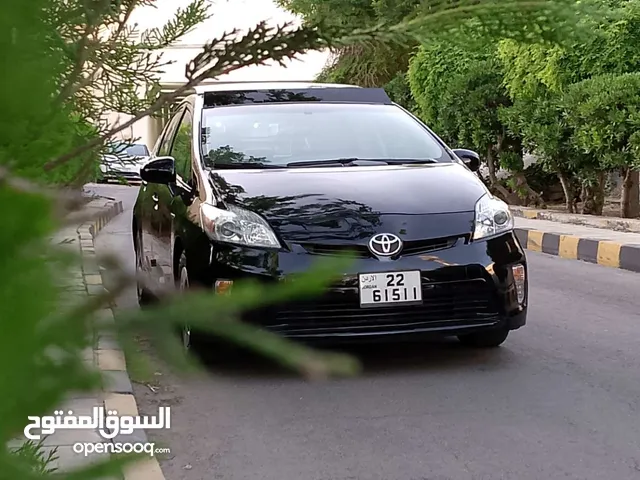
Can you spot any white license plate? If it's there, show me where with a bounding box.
[358,271,422,307]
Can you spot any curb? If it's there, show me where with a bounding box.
[76,201,166,480]
[515,227,640,273]
[510,206,640,234]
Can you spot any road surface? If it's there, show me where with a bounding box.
[88,184,640,480]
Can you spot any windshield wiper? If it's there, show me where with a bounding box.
[382,159,439,165]
[286,158,439,168]
[287,158,370,167]
[214,162,284,169]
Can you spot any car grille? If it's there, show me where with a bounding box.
[103,171,142,184]
[244,275,501,336]
[299,235,463,259]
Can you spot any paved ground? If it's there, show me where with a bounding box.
[89,184,640,480]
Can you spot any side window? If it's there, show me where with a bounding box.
[156,106,186,157]
[170,108,193,180]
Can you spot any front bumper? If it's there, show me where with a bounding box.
[99,165,142,183]
[192,230,528,342]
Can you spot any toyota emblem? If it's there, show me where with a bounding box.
[368,233,403,257]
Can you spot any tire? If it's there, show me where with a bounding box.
[177,252,203,352]
[457,327,509,348]
[135,248,154,308]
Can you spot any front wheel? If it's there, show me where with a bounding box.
[457,327,509,348]
[177,252,203,352]
[136,249,154,308]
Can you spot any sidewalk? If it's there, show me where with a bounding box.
[514,217,640,272]
[10,198,164,479]
[42,223,111,473]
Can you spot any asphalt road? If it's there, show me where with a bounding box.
[88,183,640,480]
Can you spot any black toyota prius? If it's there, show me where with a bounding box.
[133,82,528,350]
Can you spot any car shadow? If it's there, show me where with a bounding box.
[103,279,516,382]
[192,336,516,381]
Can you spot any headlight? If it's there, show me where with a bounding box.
[473,193,514,240]
[199,203,281,249]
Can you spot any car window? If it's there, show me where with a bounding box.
[200,103,448,167]
[125,144,149,156]
[105,142,127,155]
[170,108,193,180]
[157,106,186,157]
[105,142,149,157]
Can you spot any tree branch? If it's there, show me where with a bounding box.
[62,2,138,104]
[43,21,333,171]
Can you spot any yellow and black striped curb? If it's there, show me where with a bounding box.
[77,201,167,480]
[515,228,640,273]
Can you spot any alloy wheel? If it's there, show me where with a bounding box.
[135,251,144,300]
[179,266,191,350]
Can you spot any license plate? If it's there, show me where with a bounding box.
[358,271,422,307]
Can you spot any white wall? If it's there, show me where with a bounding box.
[129,0,330,83]
[103,109,157,150]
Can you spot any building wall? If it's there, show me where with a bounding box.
[103,112,158,150]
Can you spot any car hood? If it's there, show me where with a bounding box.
[209,163,488,242]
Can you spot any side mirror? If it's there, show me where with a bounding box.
[140,156,176,184]
[452,148,481,172]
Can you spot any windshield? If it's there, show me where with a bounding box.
[200,103,449,167]
[106,142,149,157]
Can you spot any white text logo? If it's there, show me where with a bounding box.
[24,406,171,440]
[73,441,170,457]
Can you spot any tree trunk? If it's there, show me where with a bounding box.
[557,172,574,213]
[486,146,498,184]
[486,146,512,202]
[620,167,640,218]
[580,171,606,215]
[512,172,546,207]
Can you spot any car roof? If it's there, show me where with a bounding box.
[196,82,392,107]
[193,81,359,94]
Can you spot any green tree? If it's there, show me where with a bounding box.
[408,41,544,205]
[53,0,211,124]
[1,0,211,188]
[498,0,640,214]
[279,0,600,102]
[383,71,417,111]
[563,73,640,217]
[280,0,419,87]
[497,40,584,211]
[52,0,211,186]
